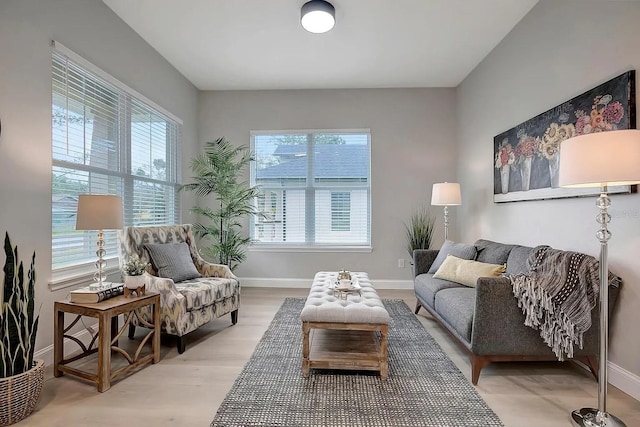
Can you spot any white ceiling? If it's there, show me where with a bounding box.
[103,0,539,91]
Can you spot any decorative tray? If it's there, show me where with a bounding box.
[329,280,361,292]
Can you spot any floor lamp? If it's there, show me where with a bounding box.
[431,182,461,241]
[559,129,640,427]
[76,194,124,290]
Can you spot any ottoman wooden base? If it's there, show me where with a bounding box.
[302,321,389,380]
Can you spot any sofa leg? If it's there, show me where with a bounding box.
[471,355,491,385]
[231,309,238,325]
[177,336,186,354]
[414,302,422,315]
[128,324,136,339]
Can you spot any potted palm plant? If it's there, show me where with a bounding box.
[182,137,262,271]
[1,232,42,426]
[404,206,435,270]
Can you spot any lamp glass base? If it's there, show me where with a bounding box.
[571,408,626,427]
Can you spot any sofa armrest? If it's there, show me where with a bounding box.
[471,276,556,356]
[413,249,439,277]
[198,262,238,281]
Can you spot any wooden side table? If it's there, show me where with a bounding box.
[54,292,160,392]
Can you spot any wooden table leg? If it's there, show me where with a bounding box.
[380,325,389,380]
[152,296,160,363]
[53,306,64,377]
[97,312,111,392]
[302,322,310,377]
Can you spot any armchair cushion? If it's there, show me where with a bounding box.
[176,277,240,311]
[145,242,202,282]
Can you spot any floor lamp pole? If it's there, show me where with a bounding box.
[571,186,625,427]
[443,205,449,241]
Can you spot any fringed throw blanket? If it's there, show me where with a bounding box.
[509,245,620,361]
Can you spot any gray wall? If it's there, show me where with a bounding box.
[457,0,640,377]
[198,89,457,282]
[0,0,199,353]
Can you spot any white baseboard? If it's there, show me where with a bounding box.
[34,323,97,368]
[609,361,640,402]
[240,277,414,290]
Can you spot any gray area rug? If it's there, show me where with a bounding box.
[211,298,503,426]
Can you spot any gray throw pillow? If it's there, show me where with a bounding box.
[428,240,477,274]
[144,242,201,282]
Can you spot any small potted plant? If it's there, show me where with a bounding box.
[1,232,43,426]
[122,255,149,290]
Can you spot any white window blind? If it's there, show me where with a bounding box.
[52,45,181,273]
[251,131,371,247]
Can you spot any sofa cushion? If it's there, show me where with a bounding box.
[434,287,476,343]
[428,240,477,274]
[505,245,534,275]
[144,242,202,282]
[474,239,515,265]
[414,273,465,308]
[176,277,240,311]
[433,255,506,287]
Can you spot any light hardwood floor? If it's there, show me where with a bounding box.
[20,287,640,427]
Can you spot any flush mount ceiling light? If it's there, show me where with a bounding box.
[301,0,335,34]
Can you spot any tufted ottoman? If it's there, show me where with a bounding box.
[300,271,390,379]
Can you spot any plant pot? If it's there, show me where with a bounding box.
[0,359,45,426]
[124,275,145,290]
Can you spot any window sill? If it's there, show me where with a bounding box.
[249,245,372,253]
[49,260,120,291]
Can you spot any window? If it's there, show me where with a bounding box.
[250,131,371,248]
[51,42,181,280]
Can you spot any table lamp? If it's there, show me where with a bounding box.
[559,129,640,427]
[431,182,462,240]
[76,194,124,290]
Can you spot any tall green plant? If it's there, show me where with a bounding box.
[404,207,435,258]
[182,137,262,271]
[1,232,39,378]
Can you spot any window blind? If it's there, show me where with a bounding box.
[52,46,181,272]
[251,131,371,247]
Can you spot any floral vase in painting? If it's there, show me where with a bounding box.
[500,165,510,194]
[520,156,532,191]
[548,153,560,188]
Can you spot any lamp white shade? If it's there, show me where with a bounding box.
[431,182,462,206]
[301,0,335,33]
[559,129,640,188]
[76,194,124,230]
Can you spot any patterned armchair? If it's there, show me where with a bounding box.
[117,224,240,353]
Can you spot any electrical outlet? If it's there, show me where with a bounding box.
[398,258,405,268]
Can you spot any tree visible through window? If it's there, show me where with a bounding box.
[251,131,370,247]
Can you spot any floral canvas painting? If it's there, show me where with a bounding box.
[493,71,636,203]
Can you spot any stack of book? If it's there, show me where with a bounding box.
[69,283,125,303]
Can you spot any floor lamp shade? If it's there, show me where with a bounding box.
[431,182,461,241]
[559,129,640,427]
[431,182,462,206]
[76,194,124,231]
[559,130,640,188]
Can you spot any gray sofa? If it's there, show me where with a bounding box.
[413,239,620,385]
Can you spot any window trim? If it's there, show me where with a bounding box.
[249,129,372,250]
